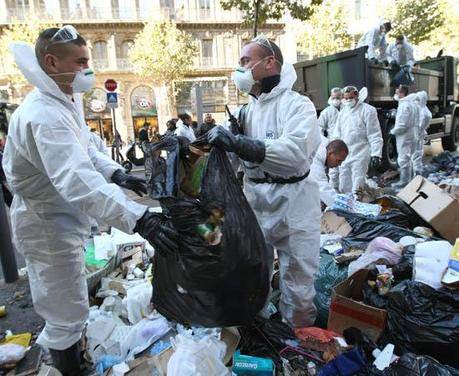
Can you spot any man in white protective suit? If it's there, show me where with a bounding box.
[357,21,392,63]
[208,35,322,328]
[2,26,178,375]
[332,86,383,194]
[391,85,419,187]
[318,87,342,138]
[412,91,432,175]
[310,136,348,208]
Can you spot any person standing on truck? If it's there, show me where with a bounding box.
[208,34,321,328]
[310,136,348,208]
[390,85,419,187]
[357,21,391,63]
[318,87,342,138]
[412,91,432,175]
[332,86,383,194]
[387,35,415,86]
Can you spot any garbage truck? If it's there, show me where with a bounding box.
[293,47,459,170]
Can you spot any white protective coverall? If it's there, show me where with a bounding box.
[2,42,147,350]
[386,39,415,67]
[332,88,383,193]
[228,63,321,327]
[357,25,388,61]
[310,136,337,207]
[174,120,196,142]
[412,91,432,173]
[318,98,340,138]
[89,131,109,156]
[391,94,419,182]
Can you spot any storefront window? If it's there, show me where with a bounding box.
[130,86,158,140]
[83,87,113,144]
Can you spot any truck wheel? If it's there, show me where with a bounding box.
[441,116,459,152]
[122,160,133,173]
[380,117,398,171]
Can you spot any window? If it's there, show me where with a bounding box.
[117,40,134,70]
[354,0,362,20]
[120,40,134,58]
[111,0,134,19]
[223,37,233,67]
[92,40,108,70]
[199,0,210,9]
[200,80,227,112]
[201,39,213,67]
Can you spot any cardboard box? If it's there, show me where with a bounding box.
[328,269,387,342]
[320,212,352,236]
[397,176,459,243]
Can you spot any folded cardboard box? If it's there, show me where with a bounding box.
[328,269,387,342]
[397,176,459,243]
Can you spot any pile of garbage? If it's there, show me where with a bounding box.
[2,139,459,375]
[422,151,459,184]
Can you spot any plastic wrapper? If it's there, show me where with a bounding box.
[383,281,459,368]
[314,253,349,328]
[147,137,270,327]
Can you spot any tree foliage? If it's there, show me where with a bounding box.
[297,0,352,59]
[129,21,198,84]
[220,0,323,31]
[0,17,59,83]
[390,0,446,45]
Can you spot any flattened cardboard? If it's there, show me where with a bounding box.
[328,269,387,342]
[397,176,459,243]
[321,212,352,236]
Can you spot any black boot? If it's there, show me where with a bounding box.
[49,342,81,376]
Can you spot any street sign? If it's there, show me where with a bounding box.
[104,79,117,92]
[106,92,118,108]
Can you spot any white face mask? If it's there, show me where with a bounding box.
[232,57,270,94]
[331,98,341,108]
[343,98,356,108]
[393,94,399,101]
[396,44,403,50]
[72,68,96,93]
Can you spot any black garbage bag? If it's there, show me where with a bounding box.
[150,142,271,327]
[314,253,348,328]
[382,281,459,368]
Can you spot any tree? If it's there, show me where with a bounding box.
[129,21,198,126]
[297,0,352,59]
[0,17,59,85]
[220,0,323,37]
[390,0,446,45]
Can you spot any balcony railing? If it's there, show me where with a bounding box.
[92,59,110,72]
[116,58,134,71]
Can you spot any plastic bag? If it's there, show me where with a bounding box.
[314,253,349,328]
[348,237,402,276]
[150,142,270,327]
[383,281,459,368]
[167,333,230,376]
[0,343,26,366]
[126,281,153,324]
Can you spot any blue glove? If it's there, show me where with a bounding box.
[208,126,265,163]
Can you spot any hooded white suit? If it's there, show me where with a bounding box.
[228,63,321,327]
[2,42,147,350]
[412,91,432,173]
[332,88,383,193]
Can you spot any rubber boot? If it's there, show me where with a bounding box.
[49,342,81,376]
[392,167,410,188]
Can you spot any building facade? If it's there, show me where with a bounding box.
[0,0,295,143]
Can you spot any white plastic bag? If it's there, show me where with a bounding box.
[414,240,452,289]
[0,343,26,366]
[167,333,230,376]
[348,237,403,276]
[126,281,152,324]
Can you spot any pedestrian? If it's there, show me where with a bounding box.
[174,112,196,142]
[318,87,342,138]
[309,136,348,208]
[196,113,216,137]
[387,35,415,85]
[163,118,177,138]
[390,85,419,187]
[138,121,150,143]
[209,34,321,328]
[4,26,178,375]
[357,20,391,63]
[332,86,383,194]
[412,91,432,175]
[88,127,109,156]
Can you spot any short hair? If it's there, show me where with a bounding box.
[343,85,358,95]
[398,84,409,96]
[383,22,392,32]
[178,113,192,122]
[257,39,284,67]
[327,139,348,155]
[330,87,342,95]
[35,27,87,70]
[143,122,150,127]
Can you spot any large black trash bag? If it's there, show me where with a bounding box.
[382,281,459,368]
[314,253,348,328]
[151,145,271,327]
